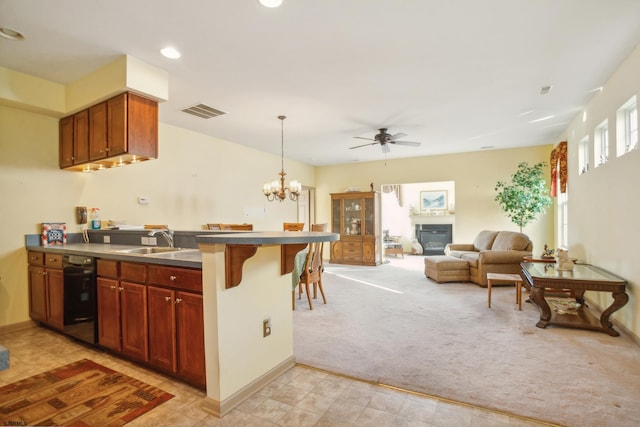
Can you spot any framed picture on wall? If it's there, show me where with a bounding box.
[420,190,447,210]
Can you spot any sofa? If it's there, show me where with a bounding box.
[444,230,533,287]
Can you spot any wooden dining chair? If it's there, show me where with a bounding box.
[283,222,304,231]
[207,223,253,230]
[296,240,326,310]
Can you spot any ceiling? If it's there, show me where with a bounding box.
[2,0,640,166]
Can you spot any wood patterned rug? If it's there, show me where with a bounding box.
[0,358,173,426]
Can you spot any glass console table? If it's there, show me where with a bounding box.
[520,262,628,336]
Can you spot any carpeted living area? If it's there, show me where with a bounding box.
[0,358,173,426]
[293,256,640,427]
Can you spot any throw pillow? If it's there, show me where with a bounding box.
[492,231,530,251]
[473,230,499,251]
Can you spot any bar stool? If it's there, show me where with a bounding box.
[486,273,524,311]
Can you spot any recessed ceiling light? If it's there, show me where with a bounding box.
[0,27,25,41]
[160,47,181,59]
[258,0,283,8]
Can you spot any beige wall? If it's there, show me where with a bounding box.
[0,104,313,327]
[315,145,555,253]
[559,43,640,336]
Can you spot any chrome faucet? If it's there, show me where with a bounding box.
[148,229,174,248]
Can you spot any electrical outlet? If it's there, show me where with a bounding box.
[263,318,271,337]
[103,235,110,244]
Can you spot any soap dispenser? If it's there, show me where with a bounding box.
[90,208,101,230]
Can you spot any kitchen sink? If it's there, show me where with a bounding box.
[115,247,184,255]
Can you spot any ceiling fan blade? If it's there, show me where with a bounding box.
[381,143,391,153]
[353,136,375,141]
[349,142,379,149]
[392,141,421,147]
[389,132,407,141]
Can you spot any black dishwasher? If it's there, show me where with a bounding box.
[62,254,97,345]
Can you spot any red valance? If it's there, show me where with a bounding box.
[550,141,567,197]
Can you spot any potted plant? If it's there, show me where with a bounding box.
[494,161,552,232]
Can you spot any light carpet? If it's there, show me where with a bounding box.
[293,256,640,427]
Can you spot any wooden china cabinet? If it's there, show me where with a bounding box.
[330,191,381,266]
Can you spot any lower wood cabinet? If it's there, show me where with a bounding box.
[148,266,205,388]
[27,251,64,330]
[96,260,149,362]
[96,258,204,388]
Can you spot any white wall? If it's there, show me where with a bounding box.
[0,104,314,327]
[559,43,640,336]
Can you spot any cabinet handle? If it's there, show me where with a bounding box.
[43,271,47,276]
[118,287,123,292]
[110,285,116,290]
[164,296,171,302]
[170,275,177,281]
[175,298,183,304]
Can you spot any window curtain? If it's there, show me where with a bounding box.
[550,141,568,197]
[382,184,401,206]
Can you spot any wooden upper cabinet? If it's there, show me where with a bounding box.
[73,109,90,164]
[108,92,158,159]
[89,101,108,161]
[59,91,158,170]
[59,116,74,168]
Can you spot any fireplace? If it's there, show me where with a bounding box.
[415,224,452,255]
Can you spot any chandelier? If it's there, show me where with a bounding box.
[263,115,301,202]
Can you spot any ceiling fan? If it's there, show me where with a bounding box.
[350,128,421,153]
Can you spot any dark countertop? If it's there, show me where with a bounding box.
[195,231,339,246]
[26,243,202,269]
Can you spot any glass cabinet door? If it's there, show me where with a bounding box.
[343,198,362,236]
[331,198,341,234]
[364,196,374,236]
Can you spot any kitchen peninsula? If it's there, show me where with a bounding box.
[195,231,338,417]
[26,229,338,416]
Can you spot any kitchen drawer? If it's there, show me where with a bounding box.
[97,259,119,278]
[148,265,202,292]
[343,254,362,262]
[121,262,148,283]
[44,253,63,269]
[27,251,44,266]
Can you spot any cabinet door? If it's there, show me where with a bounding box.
[107,93,127,156]
[176,291,205,387]
[362,239,376,265]
[120,281,148,361]
[148,286,176,372]
[89,102,108,160]
[59,116,74,168]
[97,277,121,351]
[331,198,341,234]
[73,109,90,164]
[46,268,65,330]
[28,265,46,322]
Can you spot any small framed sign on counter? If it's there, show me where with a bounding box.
[41,222,67,246]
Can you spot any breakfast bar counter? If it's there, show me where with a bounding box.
[195,231,338,417]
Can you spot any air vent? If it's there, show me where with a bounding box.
[181,104,226,119]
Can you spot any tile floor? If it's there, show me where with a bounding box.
[0,326,557,427]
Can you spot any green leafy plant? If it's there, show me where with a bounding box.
[494,162,552,232]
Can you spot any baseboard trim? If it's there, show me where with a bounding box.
[0,321,37,335]
[201,355,296,417]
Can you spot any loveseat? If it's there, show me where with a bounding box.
[444,230,533,287]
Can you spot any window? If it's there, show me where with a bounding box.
[557,190,568,249]
[578,137,589,174]
[594,120,608,167]
[616,95,638,156]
